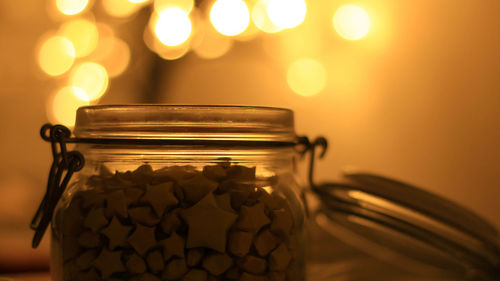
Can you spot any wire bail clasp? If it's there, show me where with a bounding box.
[297,136,328,189]
[30,124,85,248]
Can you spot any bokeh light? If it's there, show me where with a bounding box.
[56,0,89,15]
[102,0,143,18]
[59,19,99,58]
[37,36,75,76]
[287,58,327,96]
[210,0,250,36]
[69,62,109,101]
[252,0,282,33]
[154,7,192,47]
[48,86,90,127]
[91,36,131,77]
[267,0,306,29]
[333,4,370,40]
[154,0,194,13]
[193,24,233,59]
[156,44,190,60]
[144,21,190,60]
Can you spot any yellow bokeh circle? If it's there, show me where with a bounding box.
[287,58,327,97]
[37,36,76,76]
[69,62,109,101]
[333,4,370,40]
[210,0,250,36]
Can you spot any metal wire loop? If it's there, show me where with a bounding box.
[31,124,85,248]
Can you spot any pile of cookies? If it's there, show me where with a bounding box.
[53,163,302,281]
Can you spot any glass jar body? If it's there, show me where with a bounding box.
[50,144,305,281]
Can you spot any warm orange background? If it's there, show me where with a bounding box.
[0,0,499,257]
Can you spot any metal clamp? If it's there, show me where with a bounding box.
[30,124,84,248]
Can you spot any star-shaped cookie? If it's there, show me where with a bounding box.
[178,174,218,204]
[159,232,185,261]
[105,189,128,219]
[141,182,178,217]
[84,207,109,232]
[100,216,132,250]
[128,224,157,256]
[234,202,270,233]
[180,193,237,252]
[93,248,126,278]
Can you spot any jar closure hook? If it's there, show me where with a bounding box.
[31,124,85,248]
[297,136,328,189]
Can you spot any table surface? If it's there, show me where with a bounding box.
[0,272,50,281]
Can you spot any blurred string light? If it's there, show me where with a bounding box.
[287,58,327,97]
[210,0,250,36]
[102,0,146,18]
[58,18,99,57]
[192,22,233,59]
[48,86,90,127]
[69,62,109,101]
[90,36,131,77]
[38,0,376,124]
[55,0,89,15]
[333,4,370,40]
[267,0,306,29]
[37,35,76,76]
[252,0,282,33]
[154,7,192,46]
[154,0,193,13]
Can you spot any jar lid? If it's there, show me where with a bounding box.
[74,105,295,142]
[310,172,500,280]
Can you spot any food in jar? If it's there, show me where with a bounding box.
[53,162,301,281]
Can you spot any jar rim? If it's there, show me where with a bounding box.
[74,105,296,142]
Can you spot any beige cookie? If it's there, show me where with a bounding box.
[268,243,291,271]
[235,202,270,233]
[183,269,208,281]
[84,207,109,232]
[240,272,268,281]
[93,248,126,279]
[75,249,98,270]
[141,182,178,216]
[160,208,182,235]
[78,231,102,248]
[239,255,267,275]
[159,232,185,261]
[128,224,157,256]
[129,206,160,227]
[105,189,128,219]
[178,173,218,204]
[202,253,233,276]
[181,193,237,252]
[126,253,147,274]
[162,258,188,280]
[270,209,293,238]
[253,228,279,256]
[100,216,132,250]
[268,271,286,281]
[228,231,253,257]
[202,165,227,181]
[186,248,205,267]
[146,250,165,273]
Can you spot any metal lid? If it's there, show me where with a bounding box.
[310,172,500,280]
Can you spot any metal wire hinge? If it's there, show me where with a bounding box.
[30,124,85,248]
[296,136,328,189]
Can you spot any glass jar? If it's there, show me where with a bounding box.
[49,105,305,281]
[305,172,500,281]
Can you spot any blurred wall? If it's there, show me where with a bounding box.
[158,0,500,227]
[0,0,499,234]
